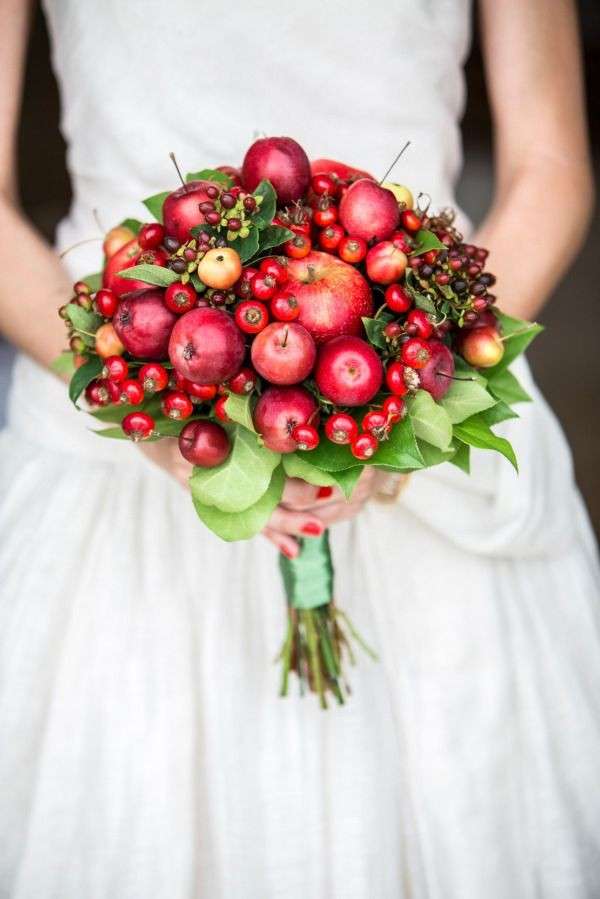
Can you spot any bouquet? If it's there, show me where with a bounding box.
[56,136,541,707]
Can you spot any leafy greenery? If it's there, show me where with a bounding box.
[119,218,142,235]
[486,311,543,374]
[453,413,518,470]
[407,390,453,450]
[486,367,532,405]
[362,317,388,350]
[282,454,338,488]
[186,168,232,186]
[235,228,260,263]
[81,272,102,293]
[69,356,103,406]
[65,303,103,336]
[439,377,496,424]
[416,438,456,468]
[411,229,444,257]
[142,190,170,223]
[256,224,294,256]
[116,264,178,287]
[449,440,470,474]
[224,393,255,432]
[252,180,277,229]
[330,466,363,499]
[192,465,285,541]
[51,350,76,377]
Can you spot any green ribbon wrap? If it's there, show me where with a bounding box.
[279,530,333,610]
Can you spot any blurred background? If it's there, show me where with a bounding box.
[2,2,599,536]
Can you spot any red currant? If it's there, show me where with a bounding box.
[164,282,197,314]
[362,409,390,440]
[401,338,431,369]
[95,288,118,318]
[382,395,406,423]
[385,283,412,314]
[386,361,410,396]
[406,308,434,339]
[259,257,288,286]
[214,395,230,422]
[139,362,169,394]
[235,300,269,334]
[101,355,129,382]
[161,390,194,420]
[324,412,359,445]
[311,173,335,196]
[250,272,277,301]
[119,378,145,405]
[291,424,320,451]
[338,236,367,264]
[271,290,299,322]
[400,209,421,233]
[185,381,217,401]
[283,234,312,259]
[122,411,155,441]
[351,432,378,460]
[318,224,345,251]
[235,266,258,299]
[138,222,165,250]
[228,367,258,395]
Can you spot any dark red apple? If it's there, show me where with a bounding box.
[418,340,455,400]
[339,179,399,242]
[241,136,311,206]
[250,322,316,385]
[103,238,147,296]
[163,179,218,244]
[459,326,504,368]
[253,385,318,453]
[365,241,408,285]
[315,336,383,406]
[310,159,375,182]
[168,307,245,384]
[285,251,373,343]
[114,289,178,359]
[178,420,231,467]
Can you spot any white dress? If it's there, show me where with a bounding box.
[1,2,600,897]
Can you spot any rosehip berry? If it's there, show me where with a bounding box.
[351,432,378,460]
[95,288,118,318]
[214,395,231,422]
[400,209,421,233]
[139,247,168,267]
[119,378,145,405]
[161,390,194,420]
[318,224,345,251]
[235,266,258,298]
[386,361,410,396]
[185,381,217,401]
[138,222,165,250]
[382,395,406,423]
[85,379,109,407]
[104,379,123,404]
[390,231,413,254]
[338,235,367,264]
[311,173,335,196]
[122,411,155,441]
[235,300,269,334]
[139,362,169,394]
[292,424,320,451]
[284,234,312,259]
[250,272,277,301]
[164,282,197,314]
[324,412,359,445]
[259,257,288,286]
[383,321,403,340]
[228,367,258,395]
[270,290,300,322]
[406,308,434,339]
[401,338,431,369]
[313,204,338,228]
[362,409,390,441]
[423,249,438,265]
[102,355,129,383]
[385,283,412,313]
[243,195,256,213]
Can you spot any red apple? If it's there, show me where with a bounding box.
[168,307,245,384]
[418,340,455,400]
[178,420,231,467]
[163,179,218,244]
[310,159,375,182]
[103,225,135,259]
[285,250,373,343]
[241,136,311,206]
[251,322,316,385]
[103,238,148,296]
[315,336,383,406]
[459,326,504,368]
[365,241,408,285]
[253,386,317,453]
[339,179,399,241]
[114,289,178,359]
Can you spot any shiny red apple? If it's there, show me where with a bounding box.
[163,179,218,244]
[339,179,399,242]
[253,385,318,453]
[418,340,455,400]
[250,322,316,385]
[365,241,408,284]
[241,136,311,206]
[168,307,245,384]
[114,289,178,359]
[102,238,148,296]
[315,336,383,406]
[178,420,231,467]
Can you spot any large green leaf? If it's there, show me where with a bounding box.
[142,190,171,223]
[192,464,285,541]
[453,414,518,471]
[51,351,76,377]
[416,438,456,468]
[252,180,277,229]
[371,414,425,469]
[407,390,453,450]
[69,356,102,406]
[224,392,256,432]
[257,224,294,255]
[282,454,338,488]
[486,311,543,374]
[330,466,364,499]
[81,272,102,293]
[486,367,532,405]
[478,400,518,427]
[411,229,444,257]
[362,317,388,349]
[439,377,496,424]
[449,440,470,474]
[65,303,104,336]
[235,228,260,263]
[189,426,280,512]
[186,168,232,186]
[117,264,178,287]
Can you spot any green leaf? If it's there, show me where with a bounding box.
[486,311,543,374]
[416,438,456,468]
[362,317,388,350]
[65,302,104,335]
[453,414,518,471]
[297,438,357,471]
[449,440,470,474]
[257,224,294,255]
[142,190,170,223]
[186,168,232,186]
[411,229,444,257]
[407,390,453,451]
[189,426,280,513]
[477,400,518,427]
[453,354,488,386]
[439,377,497,423]
[282,454,338,488]
[486,367,532,405]
[51,350,76,376]
[330,466,364,499]
[116,264,178,287]
[412,292,437,314]
[81,272,102,293]
[119,218,142,235]
[224,393,256,432]
[69,356,102,406]
[252,180,277,229]
[235,228,260,263]
[371,415,425,470]
[192,464,285,541]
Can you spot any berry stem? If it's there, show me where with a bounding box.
[169,151,186,187]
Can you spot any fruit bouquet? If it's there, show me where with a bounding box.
[56,136,541,707]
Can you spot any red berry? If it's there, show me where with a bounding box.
[95,288,118,318]
[85,379,109,407]
[406,308,434,339]
[250,272,277,301]
[283,234,312,259]
[291,423,320,451]
[185,381,217,401]
[382,395,406,423]
[235,266,259,299]
[311,173,335,196]
[139,363,169,394]
[104,379,123,403]
[338,235,367,264]
[390,231,413,254]
[138,222,165,250]
[324,412,359,445]
[362,409,390,440]
[270,290,300,322]
[178,420,231,467]
[259,257,288,286]
[386,361,410,396]
[235,300,269,334]
[122,411,155,441]
[214,395,230,422]
[161,390,194,420]
[423,249,438,265]
[313,205,338,228]
[229,367,258,395]
[138,247,168,267]
[119,378,144,405]
[318,224,345,251]
[385,283,412,313]
[164,282,197,314]
[351,432,378,460]
[101,355,129,382]
[383,321,403,340]
[401,338,431,369]
[400,209,422,233]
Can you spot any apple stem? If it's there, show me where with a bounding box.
[306,265,317,284]
[281,327,289,348]
[169,151,186,187]
[59,236,103,259]
[378,141,411,185]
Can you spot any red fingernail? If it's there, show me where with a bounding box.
[280,545,296,559]
[302,522,323,536]
[317,486,333,499]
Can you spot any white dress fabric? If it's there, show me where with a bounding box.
[1,2,600,897]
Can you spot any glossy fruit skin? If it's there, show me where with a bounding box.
[382,395,406,423]
[250,272,277,301]
[324,412,359,445]
[197,248,242,290]
[241,136,311,206]
[161,390,194,420]
[229,367,258,395]
[102,238,146,296]
[310,158,375,183]
[400,209,422,233]
[338,236,367,264]
[311,173,336,196]
[401,338,431,370]
[462,309,497,331]
[418,340,455,400]
[178,420,231,467]
[459,326,504,368]
[259,257,288,286]
[271,290,300,322]
[283,234,312,259]
[102,355,128,382]
[103,225,135,259]
[138,222,165,250]
[214,395,230,422]
[386,361,411,396]
[251,321,316,385]
[119,379,144,405]
[315,335,383,406]
[185,381,217,400]
[164,281,197,314]
[365,242,408,285]
[292,424,320,451]
[253,385,318,453]
[122,411,155,441]
[313,204,338,228]
[168,306,245,384]
[85,379,109,407]
[235,300,269,334]
[318,224,345,251]
[339,179,399,241]
[163,180,218,244]
[95,288,118,318]
[390,231,413,254]
[95,322,125,359]
[235,266,259,299]
[351,432,378,460]
[139,362,169,393]
[384,283,412,314]
[406,308,434,339]
[114,289,178,360]
[286,250,373,343]
[362,409,389,440]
